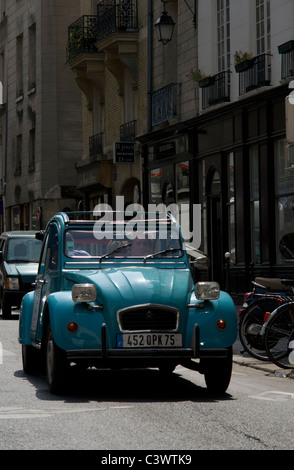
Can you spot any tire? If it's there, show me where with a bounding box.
[1,298,12,319]
[201,347,233,395]
[158,362,176,375]
[238,297,281,361]
[264,303,294,369]
[22,344,42,375]
[46,325,68,394]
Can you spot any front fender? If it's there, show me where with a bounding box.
[46,292,105,351]
[19,291,35,345]
[186,291,238,349]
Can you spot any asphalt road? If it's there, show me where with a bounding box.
[0,314,293,453]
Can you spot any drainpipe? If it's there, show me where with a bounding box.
[147,0,153,133]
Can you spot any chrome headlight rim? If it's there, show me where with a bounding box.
[72,283,97,303]
[195,281,220,300]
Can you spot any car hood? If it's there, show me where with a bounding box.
[65,266,193,310]
[4,261,39,281]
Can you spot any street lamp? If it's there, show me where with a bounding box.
[154,0,175,45]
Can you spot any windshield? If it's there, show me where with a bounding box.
[7,238,43,263]
[64,227,183,260]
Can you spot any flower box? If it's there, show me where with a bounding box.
[235,59,254,73]
[198,76,215,88]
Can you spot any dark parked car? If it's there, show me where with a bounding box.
[0,231,43,318]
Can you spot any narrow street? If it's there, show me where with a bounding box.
[0,314,293,452]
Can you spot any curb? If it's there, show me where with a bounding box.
[233,353,294,379]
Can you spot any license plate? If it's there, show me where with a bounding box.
[117,333,182,348]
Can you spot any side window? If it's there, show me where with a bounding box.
[46,225,59,272]
[38,234,48,274]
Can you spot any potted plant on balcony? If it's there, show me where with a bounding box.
[186,68,215,87]
[234,50,253,72]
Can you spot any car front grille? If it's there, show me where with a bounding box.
[117,304,179,332]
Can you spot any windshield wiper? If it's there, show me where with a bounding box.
[143,248,182,262]
[99,242,132,263]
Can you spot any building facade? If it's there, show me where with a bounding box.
[2,0,294,298]
[66,0,294,296]
[0,0,83,231]
[139,0,294,297]
[66,0,150,211]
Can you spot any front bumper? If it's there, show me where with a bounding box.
[66,323,230,364]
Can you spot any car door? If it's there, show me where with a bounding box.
[30,223,60,343]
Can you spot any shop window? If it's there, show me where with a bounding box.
[250,145,261,263]
[227,152,235,264]
[275,139,294,264]
[176,161,189,205]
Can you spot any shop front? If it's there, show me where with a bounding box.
[141,83,294,298]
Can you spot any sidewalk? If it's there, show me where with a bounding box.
[233,304,294,379]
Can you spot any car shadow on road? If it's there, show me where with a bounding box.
[15,366,235,404]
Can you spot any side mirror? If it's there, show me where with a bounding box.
[194,256,210,270]
[186,245,210,269]
[35,231,45,241]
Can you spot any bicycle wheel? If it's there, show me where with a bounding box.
[239,297,282,361]
[264,303,294,369]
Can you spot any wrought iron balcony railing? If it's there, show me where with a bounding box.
[200,71,231,110]
[278,40,294,79]
[89,132,104,158]
[151,83,181,127]
[120,120,137,142]
[67,15,98,62]
[236,53,271,95]
[97,0,138,41]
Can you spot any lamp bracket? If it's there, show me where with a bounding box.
[184,0,196,28]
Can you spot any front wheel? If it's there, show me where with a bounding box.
[1,297,12,319]
[201,347,233,394]
[239,297,281,361]
[22,344,42,375]
[264,303,294,369]
[46,325,68,394]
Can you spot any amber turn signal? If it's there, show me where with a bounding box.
[216,319,227,330]
[67,322,78,333]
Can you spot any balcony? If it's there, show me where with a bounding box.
[120,120,137,142]
[151,83,181,127]
[66,16,98,63]
[89,132,104,158]
[97,0,138,41]
[278,40,294,79]
[235,53,271,95]
[199,71,231,110]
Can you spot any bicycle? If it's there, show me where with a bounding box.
[238,278,294,361]
[263,299,294,369]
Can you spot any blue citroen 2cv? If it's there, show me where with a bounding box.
[19,211,237,394]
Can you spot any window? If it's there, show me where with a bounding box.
[256,0,271,55]
[275,140,294,264]
[16,34,23,97]
[15,134,22,175]
[217,0,230,72]
[46,225,59,272]
[250,145,261,264]
[227,152,235,264]
[29,128,35,171]
[28,24,36,90]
